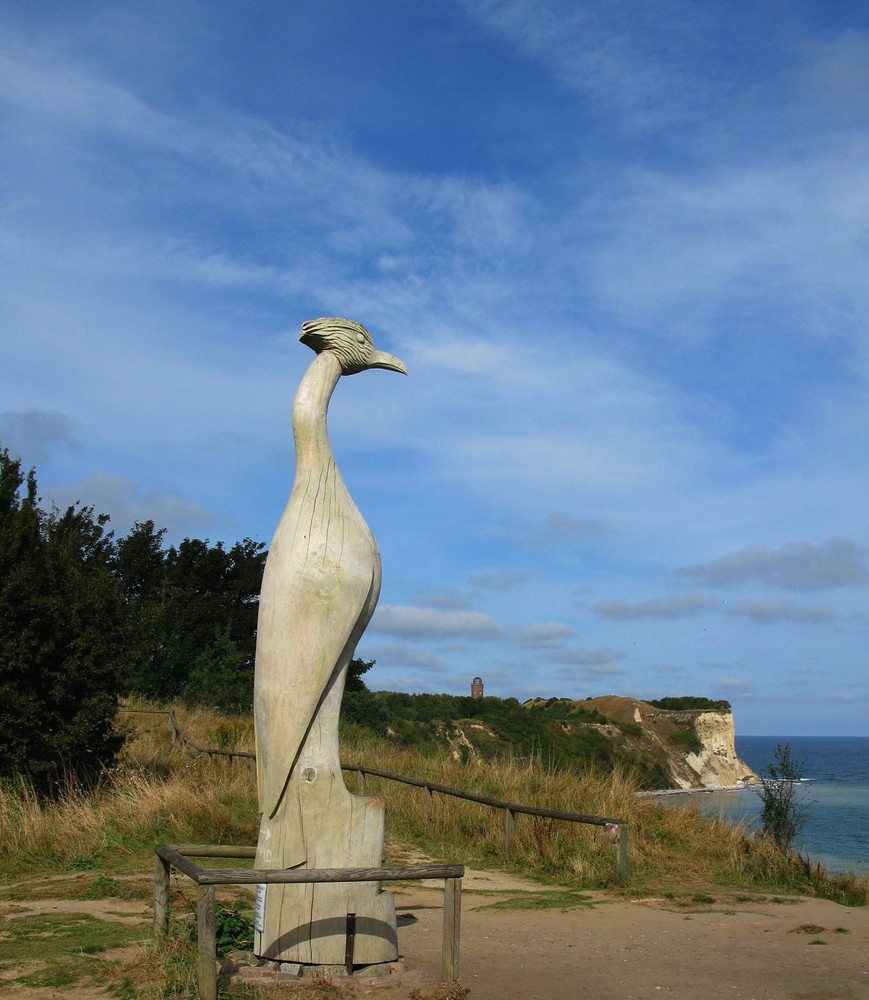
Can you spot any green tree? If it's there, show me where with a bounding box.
[182,623,253,715]
[346,656,375,692]
[115,529,265,709]
[113,519,169,695]
[0,448,125,789]
[758,742,807,851]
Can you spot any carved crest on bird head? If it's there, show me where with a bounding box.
[300,317,407,376]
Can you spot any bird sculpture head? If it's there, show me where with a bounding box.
[300,317,407,376]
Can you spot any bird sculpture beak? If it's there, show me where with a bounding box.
[368,350,408,375]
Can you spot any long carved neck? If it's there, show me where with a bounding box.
[291,351,343,478]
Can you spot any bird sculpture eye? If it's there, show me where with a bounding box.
[356,333,366,345]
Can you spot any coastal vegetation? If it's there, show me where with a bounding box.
[757,742,808,851]
[2,447,866,994]
[648,697,732,712]
[2,705,863,901]
[1,706,866,997]
[342,689,672,787]
[1,446,267,786]
[0,444,734,798]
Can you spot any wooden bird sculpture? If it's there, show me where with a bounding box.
[253,317,406,965]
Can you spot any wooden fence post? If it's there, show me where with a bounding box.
[616,824,629,880]
[441,877,462,981]
[153,853,171,936]
[423,785,433,823]
[504,808,515,856]
[357,770,366,795]
[197,884,217,1000]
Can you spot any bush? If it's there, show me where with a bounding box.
[214,907,254,955]
[649,697,731,712]
[668,727,703,755]
[758,742,807,851]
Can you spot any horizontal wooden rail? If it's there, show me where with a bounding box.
[156,843,462,885]
[169,843,258,859]
[126,709,629,876]
[119,707,255,761]
[342,764,622,826]
[154,844,464,1000]
[344,764,629,878]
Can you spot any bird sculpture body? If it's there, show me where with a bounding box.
[253,318,405,965]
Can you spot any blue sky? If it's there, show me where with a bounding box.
[2,0,868,736]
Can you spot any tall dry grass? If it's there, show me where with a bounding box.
[0,706,258,876]
[342,733,762,889]
[1,705,866,905]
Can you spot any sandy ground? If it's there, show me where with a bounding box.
[2,868,867,999]
[382,868,869,1000]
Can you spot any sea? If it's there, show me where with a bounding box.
[664,735,869,875]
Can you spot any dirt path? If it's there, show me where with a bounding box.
[1,868,866,999]
[383,868,869,1000]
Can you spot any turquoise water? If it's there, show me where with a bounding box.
[666,736,869,874]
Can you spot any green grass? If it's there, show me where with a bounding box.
[476,889,594,911]
[0,911,149,990]
[82,875,124,898]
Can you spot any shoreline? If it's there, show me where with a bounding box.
[639,780,759,797]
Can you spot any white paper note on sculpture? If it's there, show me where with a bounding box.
[253,318,406,965]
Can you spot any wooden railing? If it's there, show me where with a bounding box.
[124,708,629,878]
[119,707,255,762]
[343,763,629,878]
[154,843,463,1000]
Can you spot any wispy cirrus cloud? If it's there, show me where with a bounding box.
[2,1,868,735]
[458,0,714,131]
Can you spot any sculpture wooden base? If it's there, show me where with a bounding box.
[253,765,398,965]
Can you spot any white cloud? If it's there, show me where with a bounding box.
[545,646,623,667]
[459,0,707,130]
[361,644,448,671]
[517,622,575,646]
[532,514,608,548]
[0,410,80,465]
[370,605,505,640]
[727,600,836,625]
[681,538,867,592]
[414,590,473,611]
[594,593,716,621]
[715,676,755,695]
[470,569,530,590]
[2,2,868,734]
[47,474,217,538]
